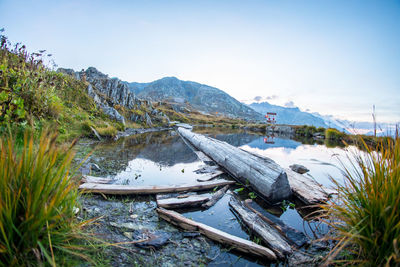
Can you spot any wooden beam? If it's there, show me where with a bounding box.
[157,194,210,209]
[79,179,235,195]
[178,127,291,202]
[202,185,229,209]
[229,196,292,259]
[156,207,277,260]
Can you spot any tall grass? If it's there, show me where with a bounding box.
[0,130,90,266]
[322,135,400,266]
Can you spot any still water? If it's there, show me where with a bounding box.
[80,127,359,266]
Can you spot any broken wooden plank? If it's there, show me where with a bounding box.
[157,194,210,209]
[229,196,292,259]
[156,207,277,260]
[79,179,235,195]
[178,127,291,203]
[202,185,229,209]
[285,168,336,205]
[196,170,225,182]
[81,175,112,184]
[244,199,308,248]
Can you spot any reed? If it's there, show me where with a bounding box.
[322,135,400,266]
[0,130,91,266]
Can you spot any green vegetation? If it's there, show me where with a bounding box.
[322,135,400,266]
[0,32,127,141]
[0,131,92,265]
[325,128,346,140]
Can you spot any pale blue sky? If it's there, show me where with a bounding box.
[1,0,399,123]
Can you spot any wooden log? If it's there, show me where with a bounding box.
[202,185,229,209]
[244,199,308,248]
[157,194,210,209]
[285,168,336,205]
[178,127,291,202]
[81,175,112,184]
[229,196,292,259]
[156,207,277,260]
[79,179,235,195]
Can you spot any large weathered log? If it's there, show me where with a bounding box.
[79,179,235,195]
[157,194,210,209]
[178,128,291,202]
[202,185,229,209]
[229,196,292,259]
[156,207,277,260]
[285,168,336,205]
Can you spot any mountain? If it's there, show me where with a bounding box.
[127,77,262,120]
[249,102,329,128]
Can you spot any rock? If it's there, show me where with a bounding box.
[101,105,126,125]
[289,164,310,174]
[135,231,171,249]
[89,126,102,141]
[145,112,153,126]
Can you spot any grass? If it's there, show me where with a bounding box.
[0,130,95,266]
[321,134,400,266]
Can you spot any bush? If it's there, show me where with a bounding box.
[325,128,345,140]
[0,130,88,265]
[322,136,400,266]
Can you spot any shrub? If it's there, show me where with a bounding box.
[0,130,88,265]
[325,128,345,140]
[322,136,400,266]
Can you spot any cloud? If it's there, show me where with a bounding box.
[253,95,278,102]
[284,101,296,108]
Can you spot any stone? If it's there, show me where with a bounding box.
[145,112,153,126]
[289,164,310,174]
[101,105,126,125]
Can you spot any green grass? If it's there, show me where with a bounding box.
[0,130,93,266]
[322,135,400,266]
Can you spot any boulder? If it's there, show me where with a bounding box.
[289,164,309,174]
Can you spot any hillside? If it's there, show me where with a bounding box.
[127,77,263,121]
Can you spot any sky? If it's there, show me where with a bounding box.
[1,0,399,123]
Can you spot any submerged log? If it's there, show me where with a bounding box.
[156,207,276,260]
[157,194,210,209]
[244,199,308,248]
[79,179,235,195]
[81,175,112,184]
[229,196,292,259]
[285,168,336,205]
[178,128,291,202]
[202,185,229,209]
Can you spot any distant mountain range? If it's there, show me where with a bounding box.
[249,102,330,128]
[126,77,262,120]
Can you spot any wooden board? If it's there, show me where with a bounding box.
[285,168,336,205]
[202,185,229,209]
[178,128,291,203]
[81,175,112,184]
[79,179,235,195]
[229,196,292,259]
[157,194,210,209]
[156,207,277,260]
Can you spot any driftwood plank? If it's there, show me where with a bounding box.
[202,185,229,209]
[285,168,336,205]
[157,194,210,209]
[81,175,113,184]
[178,128,291,202]
[229,196,292,259]
[79,179,235,195]
[156,207,277,260]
